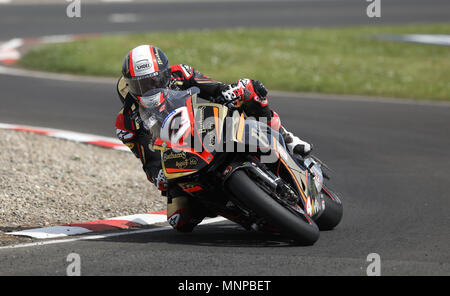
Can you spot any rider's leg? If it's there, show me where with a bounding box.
[166,187,204,232]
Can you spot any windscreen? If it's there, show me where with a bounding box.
[138,88,199,141]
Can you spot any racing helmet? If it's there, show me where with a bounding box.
[122,45,170,100]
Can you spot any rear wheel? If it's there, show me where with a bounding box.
[315,186,343,231]
[226,170,319,245]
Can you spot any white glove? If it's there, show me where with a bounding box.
[221,84,245,102]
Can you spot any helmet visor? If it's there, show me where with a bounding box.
[126,68,170,96]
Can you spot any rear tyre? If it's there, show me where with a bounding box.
[315,186,343,231]
[226,170,320,245]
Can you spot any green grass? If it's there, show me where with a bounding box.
[18,24,450,101]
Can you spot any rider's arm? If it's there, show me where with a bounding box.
[170,64,228,100]
[115,100,162,185]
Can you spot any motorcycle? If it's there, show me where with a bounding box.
[140,87,343,245]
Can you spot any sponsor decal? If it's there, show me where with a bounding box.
[196,106,206,134]
[189,157,198,166]
[135,59,151,72]
[173,156,198,169]
[168,213,180,228]
[163,151,187,161]
[154,49,163,65]
[175,159,189,169]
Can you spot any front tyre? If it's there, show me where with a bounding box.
[226,170,320,245]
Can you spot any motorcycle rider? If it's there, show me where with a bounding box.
[115,45,313,232]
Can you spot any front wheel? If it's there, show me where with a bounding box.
[226,170,320,245]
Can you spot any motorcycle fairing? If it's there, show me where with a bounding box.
[154,89,229,179]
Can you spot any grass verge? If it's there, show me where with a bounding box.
[18,24,450,101]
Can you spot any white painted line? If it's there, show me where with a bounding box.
[7,226,92,239]
[378,34,450,47]
[108,13,139,23]
[0,217,228,250]
[0,65,116,83]
[40,35,74,44]
[403,34,450,46]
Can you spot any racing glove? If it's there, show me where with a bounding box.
[221,84,245,104]
[221,79,269,106]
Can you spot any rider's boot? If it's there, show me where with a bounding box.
[268,111,313,157]
[280,126,313,157]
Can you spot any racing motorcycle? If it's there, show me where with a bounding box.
[140,87,343,245]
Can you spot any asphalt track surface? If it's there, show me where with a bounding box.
[0,0,450,40]
[0,0,449,276]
